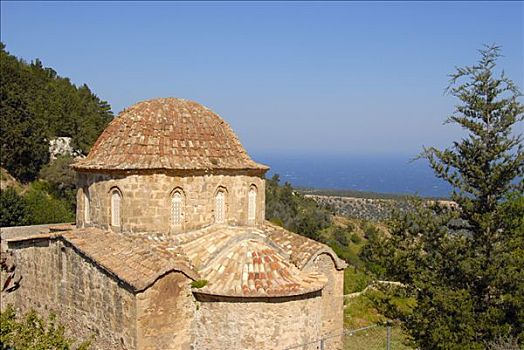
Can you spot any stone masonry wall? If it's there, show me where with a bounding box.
[7,239,137,350]
[192,293,322,350]
[305,253,345,349]
[76,172,265,234]
[136,272,195,350]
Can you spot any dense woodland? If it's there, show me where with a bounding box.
[0,43,113,183]
[0,43,112,226]
[0,44,523,349]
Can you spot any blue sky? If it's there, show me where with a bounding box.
[1,1,523,157]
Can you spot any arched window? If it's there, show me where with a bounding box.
[248,186,257,223]
[171,190,184,227]
[215,189,226,224]
[111,189,121,227]
[84,189,90,224]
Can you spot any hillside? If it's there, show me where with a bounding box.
[306,193,456,221]
[0,43,113,182]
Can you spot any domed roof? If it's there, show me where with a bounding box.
[73,98,268,172]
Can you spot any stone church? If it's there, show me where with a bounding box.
[1,98,346,349]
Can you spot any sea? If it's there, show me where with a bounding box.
[252,153,453,199]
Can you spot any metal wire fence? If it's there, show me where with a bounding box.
[284,324,411,350]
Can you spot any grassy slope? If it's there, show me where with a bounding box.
[320,215,415,349]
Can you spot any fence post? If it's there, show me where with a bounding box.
[319,338,325,350]
[386,324,391,350]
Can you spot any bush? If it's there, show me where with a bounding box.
[344,267,372,294]
[350,233,363,245]
[25,181,74,224]
[331,243,363,269]
[333,227,349,246]
[486,335,520,350]
[265,174,331,239]
[191,280,208,289]
[366,286,416,321]
[39,155,77,212]
[0,304,92,349]
[0,187,30,227]
[362,222,380,240]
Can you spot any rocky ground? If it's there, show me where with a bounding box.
[305,195,406,221]
[306,194,455,221]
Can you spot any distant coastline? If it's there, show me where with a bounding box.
[255,153,452,198]
[299,187,448,201]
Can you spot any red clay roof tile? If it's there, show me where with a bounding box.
[73,98,268,172]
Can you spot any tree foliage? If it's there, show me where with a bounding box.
[362,46,524,349]
[39,155,77,212]
[265,174,332,239]
[0,188,30,227]
[0,43,113,182]
[0,305,91,350]
[24,182,75,225]
[0,182,74,227]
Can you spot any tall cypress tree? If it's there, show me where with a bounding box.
[362,46,523,348]
[424,45,523,237]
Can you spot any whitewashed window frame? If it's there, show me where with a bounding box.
[111,189,121,227]
[171,190,184,227]
[84,189,90,224]
[248,186,257,223]
[215,189,226,224]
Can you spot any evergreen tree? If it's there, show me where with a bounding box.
[362,46,523,348]
[265,174,332,239]
[0,188,30,227]
[0,45,50,182]
[0,43,113,182]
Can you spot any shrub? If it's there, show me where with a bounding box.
[0,304,92,349]
[0,187,30,227]
[344,267,372,294]
[191,280,208,289]
[350,233,362,245]
[39,155,77,211]
[362,222,380,240]
[25,181,74,224]
[333,227,349,247]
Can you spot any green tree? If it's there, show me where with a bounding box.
[362,46,523,349]
[0,305,91,350]
[265,174,331,239]
[25,182,75,225]
[0,43,50,182]
[0,43,113,182]
[39,155,77,211]
[333,226,349,246]
[0,187,30,227]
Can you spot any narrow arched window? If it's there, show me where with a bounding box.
[111,189,121,227]
[215,189,225,224]
[171,191,183,227]
[248,186,257,223]
[84,189,90,224]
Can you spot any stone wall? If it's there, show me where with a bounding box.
[305,253,345,349]
[7,239,137,350]
[136,272,195,350]
[192,293,322,350]
[76,172,265,234]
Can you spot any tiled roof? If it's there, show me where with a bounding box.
[7,223,345,297]
[133,224,336,297]
[264,222,348,270]
[196,238,327,297]
[73,98,268,172]
[169,224,335,297]
[7,228,198,292]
